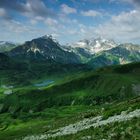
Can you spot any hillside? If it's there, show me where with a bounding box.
[1,62,140,113]
[0,62,139,139]
[0,53,11,69]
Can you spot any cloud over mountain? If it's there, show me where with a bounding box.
[0,0,140,44]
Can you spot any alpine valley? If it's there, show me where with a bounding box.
[0,35,140,140]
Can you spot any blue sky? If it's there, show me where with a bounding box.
[0,0,140,44]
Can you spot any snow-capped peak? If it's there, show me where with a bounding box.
[41,34,53,39]
[70,37,117,54]
[40,34,58,44]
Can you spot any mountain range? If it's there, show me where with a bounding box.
[64,37,140,67]
[0,35,139,69]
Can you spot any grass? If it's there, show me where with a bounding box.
[0,97,139,140]
[2,73,138,113]
[0,62,140,139]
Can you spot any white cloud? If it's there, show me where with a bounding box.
[81,10,101,17]
[61,4,77,15]
[93,10,140,43]
[0,8,11,19]
[0,0,55,20]
[30,19,38,25]
[45,18,58,26]
[5,20,33,33]
[22,0,55,18]
[0,0,140,44]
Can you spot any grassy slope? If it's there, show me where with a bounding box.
[0,62,140,139]
[0,97,139,140]
[1,62,140,113]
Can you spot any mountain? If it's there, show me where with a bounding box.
[0,41,17,52]
[62,37,117,63]
[88,43,140,68]
[87,52,119,68]
[72,37,117,54]
[62,38,140,67]
[108,43,140,63]
[8,35,80,64]
[63,37,117,54]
